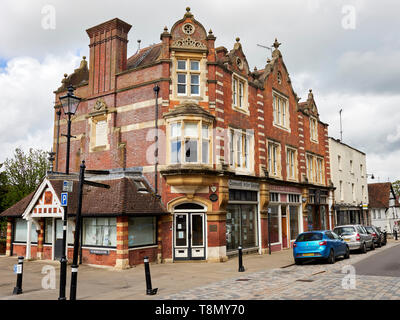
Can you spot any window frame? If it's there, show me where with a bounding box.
[268,141,281,178]
[232,74,249,113]
[272,91,290,131]
[310,117,318,143]
[176,58,201,97]
[286,147,297,181]
[229,128,253,172]
[168,119,212,165]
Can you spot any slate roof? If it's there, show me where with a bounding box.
[126,43,162,70]
[0,177,168,218]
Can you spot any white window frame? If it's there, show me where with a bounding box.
[268,141,281,178]
[168,119,212,165]
[232,74,249,113]
[310,117,318,143]
[286,147,297,181]
[272,91,290,131]
[176,58,201,97]
[229,128,253,172]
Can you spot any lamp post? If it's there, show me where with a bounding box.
[58,84,81,300]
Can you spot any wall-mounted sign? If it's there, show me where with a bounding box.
[209,194,218,202]
[89,249,109,255]
[63,180,73,193]
[61,193,68,207]
[228,180,259,191]
[210,185,217,193]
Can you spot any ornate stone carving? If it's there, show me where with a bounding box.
[172,36,206,50]
[94,98,107,111]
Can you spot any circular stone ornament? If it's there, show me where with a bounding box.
[182,23,195,35]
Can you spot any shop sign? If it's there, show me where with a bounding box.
[228,180,259,191]
[89,249,109,255]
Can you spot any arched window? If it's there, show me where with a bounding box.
[175,203,204,210]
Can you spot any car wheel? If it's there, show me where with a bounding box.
[327,249,335,264]
[295,259,303,265]
[370,241,375,250]
[361,242,367,254]
[344,246,350,259]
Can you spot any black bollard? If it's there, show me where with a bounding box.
[238,246,245,272]
[395,230,398,241]
[12,256,24,295]
[144,256,158,295]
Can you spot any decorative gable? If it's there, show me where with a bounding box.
[170,7,208,52]
[23,179,64,219]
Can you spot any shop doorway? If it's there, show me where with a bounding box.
[173,203,206,260]
[281,205,289,248]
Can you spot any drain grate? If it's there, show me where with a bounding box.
[236,279,251,282]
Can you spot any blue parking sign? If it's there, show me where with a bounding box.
[61,192,68,206]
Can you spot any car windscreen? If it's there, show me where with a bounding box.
[365,227,374,233]
[296,233,323,242]
[334,227,355,235]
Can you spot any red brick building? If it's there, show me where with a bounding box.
[1,8,334,267]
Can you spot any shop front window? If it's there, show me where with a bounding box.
[226,204,258,251]
[128,217,156,247]
[82,218,116,247]
[289,206,299,240]
[13,218,38,243]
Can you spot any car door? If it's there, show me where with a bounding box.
[359,226,371,246]
[332,231,345,254]
[325,231,338,254]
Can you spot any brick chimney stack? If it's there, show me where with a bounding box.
[86,18,132,96]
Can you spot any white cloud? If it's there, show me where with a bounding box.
[0,53,81,163]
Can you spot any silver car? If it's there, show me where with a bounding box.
[333,225,374,253]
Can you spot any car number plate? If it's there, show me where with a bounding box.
[344,239,350,242]
[303,253,314,256]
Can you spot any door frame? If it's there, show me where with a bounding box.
[173,206,206,261]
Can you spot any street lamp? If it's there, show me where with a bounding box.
[58,84,81,300]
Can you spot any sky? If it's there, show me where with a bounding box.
[0,0,399,182]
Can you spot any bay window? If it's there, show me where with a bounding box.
[169,120,211,164]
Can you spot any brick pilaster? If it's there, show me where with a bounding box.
[5,218,12,256]
[115,216,129,269]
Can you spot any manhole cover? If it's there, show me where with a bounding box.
[236,279,251,282]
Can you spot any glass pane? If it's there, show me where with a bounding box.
[191,74,199,84]
[14,219,27,242]
[184,122,198,137]
[202,140,209,164]
[290,206,299,240]
[171,141,181,163]
[190,60,199,70]
[30,222,38,243]
[202,124,209,138]
[170,122,181,138]
[45,218,53,243]
[56,219,63,239]
[226,205,241,251]
[191,85,199,95]
[269,206,280,243]
[128,217,156,247]
[177,60,186,70]
[178,73,186,83]
[178,84,186,94]
[185,139,197,162]
[241,205,257,249]
[175,215,187,247]
[191,214,203,246]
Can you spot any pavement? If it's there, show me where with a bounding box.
[1,240,399,300]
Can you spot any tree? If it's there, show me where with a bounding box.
[1,147,48,210]
[393,180,400,197]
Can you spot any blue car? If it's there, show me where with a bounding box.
[293,230,350,265]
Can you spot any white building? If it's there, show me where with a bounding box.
[368,182,400,233]
[328,138,369,226]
